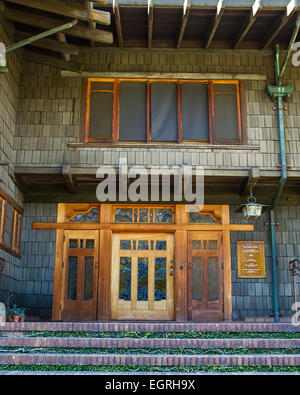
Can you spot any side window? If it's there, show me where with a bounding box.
[212,82,241,143]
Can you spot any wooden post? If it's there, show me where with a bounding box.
[174,205,188,321]
[52,203,66,321]
[221,205,232,321]
[98,204,113,320]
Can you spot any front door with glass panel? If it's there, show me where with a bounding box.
[61,230,99,321]
[111,233,174,320]
[188,231,223,321]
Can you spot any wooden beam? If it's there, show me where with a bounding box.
[148,0,154,49]
[56,33,70,62]
[61,71,267,80]
[32,222,255,232]
[233,0,261,50]
[205,0,225,49]
[62,164,78,194]
[177,0,191,49]
[113,0,123,48]
[22,50,81,72]
[3,7,113,44]
[84,0,96,47]
[14,32,79,55]
[87,0,107,4]
[241,167,261,196]
[262,0,296,49]
[4,0,111,26]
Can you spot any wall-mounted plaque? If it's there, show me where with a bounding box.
[237,241,266,278]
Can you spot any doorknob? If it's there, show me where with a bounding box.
[170,260,174,276]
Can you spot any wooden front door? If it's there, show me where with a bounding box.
[187,231,224,321]
[61,230,99,321]
[111,233,174,320]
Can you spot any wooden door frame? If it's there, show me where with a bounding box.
[50,203,249,321]
[111,232,175,320]
[187,231,224,321]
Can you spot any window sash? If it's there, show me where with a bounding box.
[84,78,244,144]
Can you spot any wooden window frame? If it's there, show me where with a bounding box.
[10,208,22,254]
[0,189,23,258]
[82,78,247,145]
[0,197,7,244]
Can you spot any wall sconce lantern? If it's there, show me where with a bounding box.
[237,188,269,220]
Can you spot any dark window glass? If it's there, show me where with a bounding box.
[151,82,178,141]
[89,91,113,138]
[84,256,94,300]
[192,257,202,301]
[181,83,209,141]
[208,257,219,301]
[214,83,239,141]
[67,256,78,300]
[91,81,113,91]
[119,82,147,141]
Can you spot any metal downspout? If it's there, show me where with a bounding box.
[269,41,294,322]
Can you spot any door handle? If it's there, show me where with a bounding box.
[170,260,174,276]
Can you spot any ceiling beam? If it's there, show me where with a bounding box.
[14,32,79,55]
[3,7,113,44]
[84,0,96,47]
[148,0,154,49]
[262,0,296,49]
[113,0,123,48]
[233,0,261,49]
[57,32,70,62]
[86,0,107,4]
[240,167,260,196]
[205,0,225,49]
[4,0,111,26]
[62,165,78,194]
[177,0,191,49]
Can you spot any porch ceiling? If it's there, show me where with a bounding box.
[14,167,300,204]
[2,0,300,67]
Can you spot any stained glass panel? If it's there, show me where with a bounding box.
[138,240,149,250]
[155,209,172,223]
[155,257,166,301]
[139,209,148,223]
[156,241,167,250]
[115,208,133,222]
[67,256,78,300]
[119,257,131,301]
[138,258,148,301]
[120,240,131,250]
[84,257,94,300]
[69,208,99,223]
[189,211,218,223]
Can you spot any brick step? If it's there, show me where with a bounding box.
[0,336,299,349]
[0,353,299,366]
[0,371,298,375]
[0,321,298,333]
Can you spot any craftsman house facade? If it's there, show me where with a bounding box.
[0,0,300,323]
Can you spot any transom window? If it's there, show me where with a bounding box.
[83,79,245,144]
